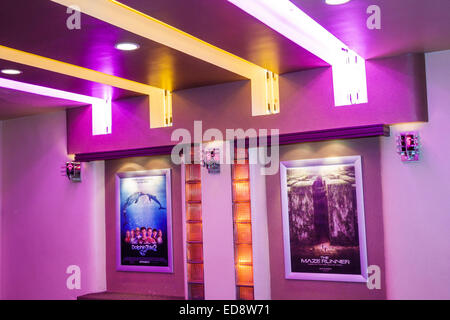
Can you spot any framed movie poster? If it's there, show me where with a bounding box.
[116,169,173,273]
[280,156,368,282]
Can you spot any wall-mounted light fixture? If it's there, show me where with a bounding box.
[66,162,81,182]
[397,132,420,162]
[202,147,221,174]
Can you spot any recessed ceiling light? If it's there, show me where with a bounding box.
[1,69,22,75]
[325,0,351,5]
[115,42,140,51]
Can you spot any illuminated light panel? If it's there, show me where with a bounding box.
[228,0,368,106]
[0,77,111,135]
[332,49,368,106]
[51,0,279,116]
[163,90,173,127]
[92,98,112,135]
[232,161,255,300]
[265,71,279,114]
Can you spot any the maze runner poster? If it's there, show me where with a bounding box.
[280,156,368,282]
[116,169,173,273]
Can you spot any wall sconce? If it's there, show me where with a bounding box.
[66,162,81,182]
[202,147,220,174]
[397,132,420,162]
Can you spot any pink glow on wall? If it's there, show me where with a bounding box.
[381,50,450,299]
[0,77,111,136]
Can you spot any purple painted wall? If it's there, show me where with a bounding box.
[67,54,428,155]
[381,50,450,299]
[266,138,386,299]
[104,156,185,297]
[103,137,386,299]
[0,111,106,299]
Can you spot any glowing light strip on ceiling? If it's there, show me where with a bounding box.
[0,77,111,135]
[0,45,158,95]
[228,0,368,106]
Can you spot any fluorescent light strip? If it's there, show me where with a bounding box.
[0,77,112,135]
[0,77,102,104]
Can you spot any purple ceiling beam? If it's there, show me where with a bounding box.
[74,124,389,162]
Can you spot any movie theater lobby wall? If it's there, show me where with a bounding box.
[1,50,450,299]
[0,0,449,300]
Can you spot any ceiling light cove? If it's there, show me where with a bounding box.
[228,0,367,106]
[1,69,22,75]
[115,42,140,51]
[325,0,351,5]
[51,0,281,117]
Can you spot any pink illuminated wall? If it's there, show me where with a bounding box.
[381,50,450,299]
[0,111,106,299]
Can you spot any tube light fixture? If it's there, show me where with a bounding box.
[0,77,112,135]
